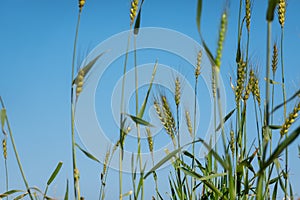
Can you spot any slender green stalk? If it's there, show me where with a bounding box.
[119,27,132,200]
[133,34,144,200]
[215,71,235,199]
[260,20,271,200]
[235,1,243,195]
[0,97,34,200]
[119,146,123,200]
[5,156,8,200]
[265,22,271,134]
[191,69,199,200]
[71,12,82,200]
[2,138,9,200]
[280,28,288,199]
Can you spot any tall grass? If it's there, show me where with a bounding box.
[1,0,299,199]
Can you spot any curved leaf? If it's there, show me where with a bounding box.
[137,61,158,118]
[0,190,24,198]
[127,114,153,127]
[47,161,63,186]
[75,143,100,163]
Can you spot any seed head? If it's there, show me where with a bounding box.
[130,0,139,25]
[76,69,85,99]
[101,148,111,181]
[175,77,181,106]
[146,128,154,154]
[230,129,235,156]
[79,0,85,12]
[195,50,202,79]
[235,61,246,104]
[2,139,7,159]
[272,44,278,73]
[215,11,228,69]
[280,102,300,136]
[252,75,261,105]
[245,0,251,32]
[243,69,255,102]
[185,111,193,137]
[74,168,80,181]
[278,0,286,28]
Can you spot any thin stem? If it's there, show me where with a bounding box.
[280,27,288,200]
[5,157,8,200]
[0,97,34,200]
[119,147,123,200]
[71,11,82,200]
[191,75,199,200]
[119,27,132,200]
[134,33,144,200]
[265,22,271,130]
[215,71,235,199]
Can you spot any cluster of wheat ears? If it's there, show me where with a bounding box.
[0,0,300,199]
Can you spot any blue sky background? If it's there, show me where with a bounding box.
[0,0,300,199]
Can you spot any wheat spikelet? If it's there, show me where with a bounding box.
[272,44,278,73]
[230,129,235,156]
[215,11,228,69]
[278,0,286,28]
[154,100,167,130]
[235,61,246,104]
[161,96,176,134]
[252,74,261,105]
[195,50,202,79]
[243,69,255,102]
[154,97,176,146]
[101,148,111,181]
[175,77,181,106]
[280,102,300,136]
[212,69,217,98]
[2,139,7,159]
[130,0,139,25]
[185,111,193,137]
[146,128,154,154]
[245,0,251,32]
[79,0,85,12]
[76,69,85,99]
[74,168,80,181]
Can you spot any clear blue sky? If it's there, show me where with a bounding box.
[0,0,299,199]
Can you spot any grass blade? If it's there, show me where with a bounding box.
[289,182,294,200]
[258,125,300,175]
[14,193,28,200]
[215,108,235,131]
[75,143,100,163]
[266,0,279,22]
[1,108,6,131]
[127,114,153,127]
[272,181,278,200]
[271,89,300,114]
[144,147,182,179]
[73,51,107,85]
[144,140,201,179]
[198,139,228,169]
[0,190,24,198]
[181,167,227,199]
[133,0,145,35]
[64,180,69,200]
[47,161,63,186]
[137,61,158,118]
[196,0,202,34]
